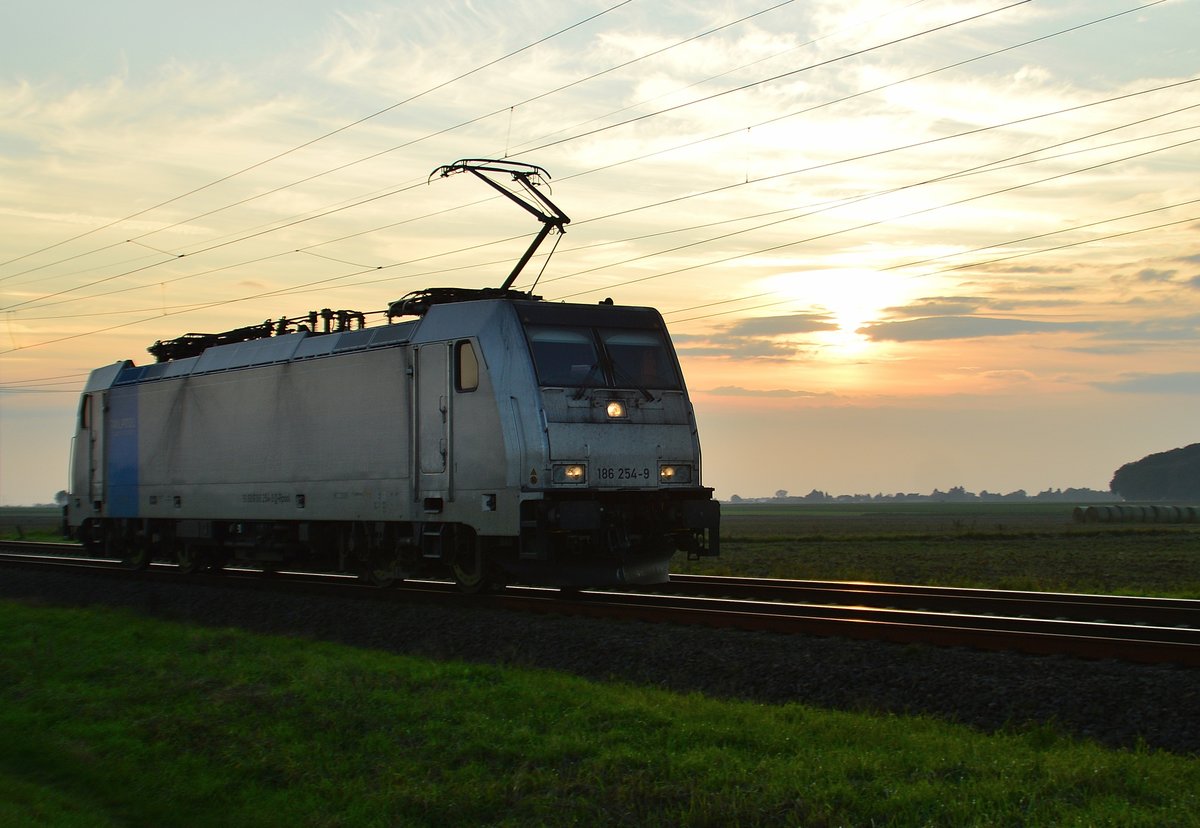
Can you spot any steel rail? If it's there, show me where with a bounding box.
[2,545,1198,666]
[519,589,1200,660]
[654,573,1200,627]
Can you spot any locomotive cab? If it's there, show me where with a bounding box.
[506,299,718,585]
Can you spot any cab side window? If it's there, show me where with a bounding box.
[455,340,479,392]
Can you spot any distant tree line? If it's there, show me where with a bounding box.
[1110,443,1200,501]
[728,487,1112,504]
[733,442,1200,504]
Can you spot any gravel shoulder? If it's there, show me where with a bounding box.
[3,567,1198,755]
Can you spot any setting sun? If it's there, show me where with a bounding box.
[759,269,917,357]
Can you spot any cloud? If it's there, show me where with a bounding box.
[883,291,1081,319]
[978,265,1076,275]
[977,369,1036,383]
[705,385,834,398]
[884,297,984,317]
[1091,315,1200,342]
[860,316,1086,342]
[722,313,838,337]
[675,340,804,360]
[1187,275,1200,290]
[1092,372,1200,394]
[673,312,836,361]
[1135,268,1178,283]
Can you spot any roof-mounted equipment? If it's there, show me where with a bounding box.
[147,308,368,363]
[430,159,570,292]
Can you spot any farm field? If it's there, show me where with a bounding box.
[673,502,1200,598]
[0,506,61,540]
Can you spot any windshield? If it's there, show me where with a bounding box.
[525,324,681,391]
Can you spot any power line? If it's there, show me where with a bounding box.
[0,1,635,274]
[8,103,1195,328]
[0,0,793,286]
[546,136,1200,301]
[1,0,1024,295]
[0,0,1034,315]
[0,0,1185,350]
[512,0,1034,158]
[664,196,1200,323]
[532,124,1200,291]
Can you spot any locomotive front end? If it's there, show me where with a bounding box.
[513,300,719,586]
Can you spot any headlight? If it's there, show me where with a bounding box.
[552,464,587,483]
[659,464,692,484]
[606,400,626,419]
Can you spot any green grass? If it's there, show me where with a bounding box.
[0,505,63,541]
[672,503,1200,597]
[1,601,1198,827]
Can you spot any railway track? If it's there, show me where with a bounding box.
[3,541,1199,667]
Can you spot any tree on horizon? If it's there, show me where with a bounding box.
[1110,443,1200,501]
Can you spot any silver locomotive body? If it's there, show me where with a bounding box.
[65,292,719,588]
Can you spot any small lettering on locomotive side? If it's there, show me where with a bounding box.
[240,492,291,504]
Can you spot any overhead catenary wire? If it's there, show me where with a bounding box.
[0,1,1190,356]
[1,0,1029,299]
[5,5,1180,319]
[0,0,792,285]
[4,117,1194,354]
[531,124,1200,291]
[5,96,1195,330]
[6,86,1194,324]
[661,197,1200,323]
[0,0,637,275]
[545,136,1200,301]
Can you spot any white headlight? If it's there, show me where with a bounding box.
[553,464,587,483]
[659,464,692,483]
[606,400,626,418]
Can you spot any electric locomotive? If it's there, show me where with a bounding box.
[64,160,720,590]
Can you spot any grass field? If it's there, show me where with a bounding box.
[3,502,1200,823]
[2,601,1198,827]
[673,502,1200,598]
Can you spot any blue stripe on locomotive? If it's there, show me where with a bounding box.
[106,385,140,517]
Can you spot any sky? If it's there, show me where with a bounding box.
[1,0,1197,504]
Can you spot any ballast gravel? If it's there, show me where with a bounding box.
[3,566,1197,755]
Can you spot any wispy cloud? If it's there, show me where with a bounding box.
[1134,267,1178,283]
[860,316,1090,342]
[672,313,836,360]
[1093,371,1200,394]
[705,385,835,398]
[722,313,838,337]
[1091,315,1200,342]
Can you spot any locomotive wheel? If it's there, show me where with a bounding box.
[451,538,503,594]
[175,543,206,575]
[358,552,400,588]
[122,537,154,570]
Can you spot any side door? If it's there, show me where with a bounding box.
[414,343,451,502]
[87,391,106,508]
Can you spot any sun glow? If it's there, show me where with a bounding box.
[762,269,915,357]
